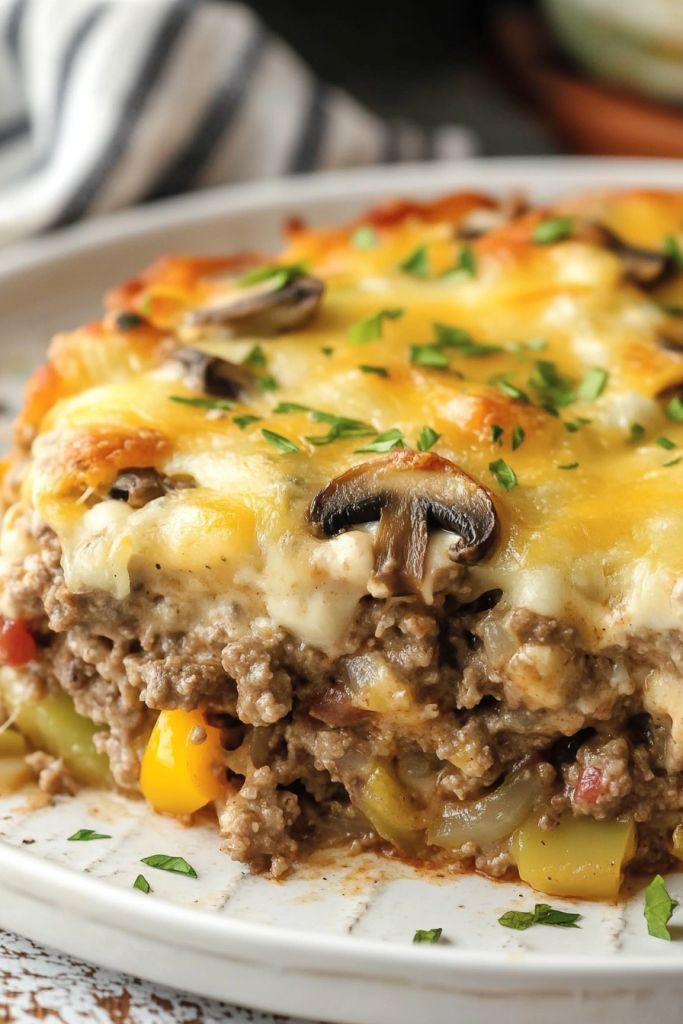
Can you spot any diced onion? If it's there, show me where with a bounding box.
[426,763,547,850]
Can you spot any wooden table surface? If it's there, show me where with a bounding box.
[0,929,306,1024]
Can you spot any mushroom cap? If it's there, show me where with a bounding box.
[169,346,254,399]
[580,222,674,288]
[184,273,325,336]
[309,450,498,597]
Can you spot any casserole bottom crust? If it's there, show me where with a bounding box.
[4,508,681,881]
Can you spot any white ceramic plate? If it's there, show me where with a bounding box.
[2,158,683,1024]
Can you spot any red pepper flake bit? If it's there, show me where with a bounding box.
[0,618,37,667]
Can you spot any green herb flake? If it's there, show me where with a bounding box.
[664,305,683,318]
[417,426,441,452]
[410,345,449,369]
[347,308,404,345]
[564,417,592,433]
[512,424,525,450]
[496,378,530,404]
[169,395,234,411]
[529,360,575,408]
[261,429,300,454]
[644,874,678,940]
[664,457,683,467]
[115,311,145,331]
[663,234,683,270]
[558,462,579,470]
[68,828,112,842]
[628,422,646,444]
[355,428,405,454]
[656,436,677,450]
[532,216,573,245]
[233,414,261,430]
[499,903,581,931]
[351,225,378,250]
[359,364,389,378]
[433,322,502,357]
[441,246,476,280]
[399,245,429,278]
[491,424,504,444]
[413,927,443,944]
[577,367,608,402]
[242,344,267,369]
[133,874,151,894]
[273,401,310,414]
[237,262,307,289]
[140,854,198,878]
[489,458,518,491]
[320,346,334,356]
[258,375,277,391]
[666,396,683,422]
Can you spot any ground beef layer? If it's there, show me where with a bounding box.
[3,509,683,879]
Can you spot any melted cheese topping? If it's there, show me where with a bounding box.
[6,189,683,654]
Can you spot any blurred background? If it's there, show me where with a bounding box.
[1,0,683,244]
[246,0,683,157]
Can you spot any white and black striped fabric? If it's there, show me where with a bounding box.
[0,0,474,245]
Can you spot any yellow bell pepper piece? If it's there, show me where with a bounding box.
[512,812,636,900]
[140,708,225,816]
[357,761,425,854]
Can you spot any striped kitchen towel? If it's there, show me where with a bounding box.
[0,0,474,245]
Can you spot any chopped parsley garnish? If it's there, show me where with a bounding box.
[347,308,404,344]
[261,429,300,453]
[242,344,267,369]
[237,262,307,289]
[577,367,608,402]
[359,364,389,378]
[258,375,277,391]
[417,426,440,452]
[495,378,530,404]
[399,244,429,278]
[433,322,502,357]
[664,457,682,467]
[489,458,518,491]
[532,216,573,245]
[499,903,581,931]
[666,396,683,422]
[356,428,405,453]
[663,234,683,270]
[512,424,525,450]
[664,305,683,317]
[233,414,261,430]
[351,225,378,250]
[644,874,678,940]
[133,874,151,894]
[491,424,504,444]
[320,346,334,356]
[413,927,443,944]
[68,828,112,842]
[115,311,145,331]
[529,360,574,409]
[140,854,198,878]
[628,422,645,443]
[274,402,373,446]
[656,436,677,450]
[441,245,476,280]
[564,417,592,433]
[558,462,579,470]
[410,344,449,369]
[170,395,234,411]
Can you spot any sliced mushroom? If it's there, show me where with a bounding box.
[109,468,196,508]
[169,346,254,399]
[308,450,498,597]
[580,223,675,289]
[184,273,324,336]
[656,315,683,355]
